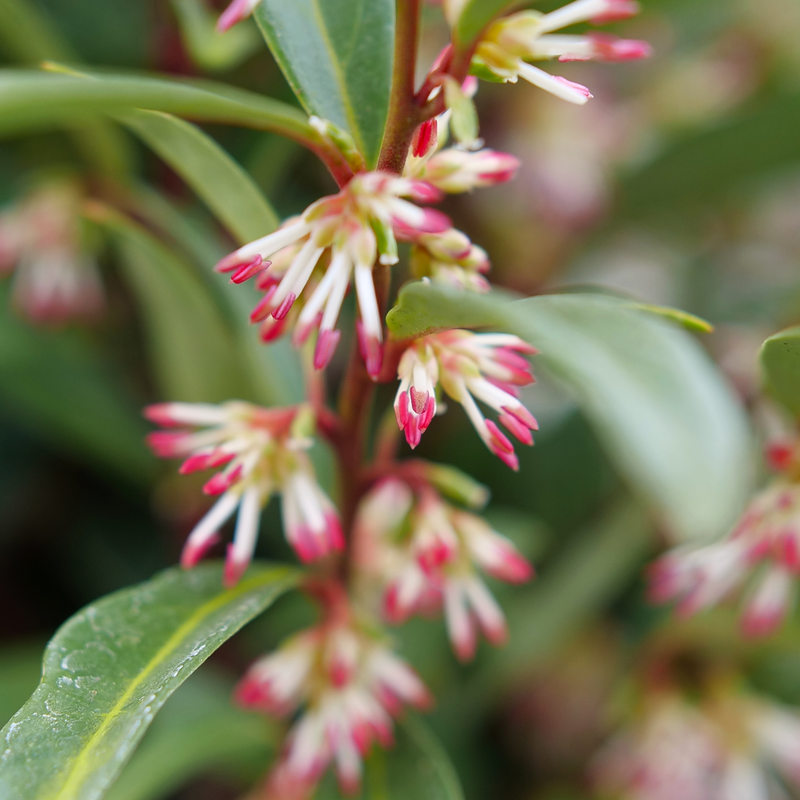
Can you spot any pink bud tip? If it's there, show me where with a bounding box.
[145,431,189,458]
[179,450,235,475]
[202,465,242,496]
[589,33,652,61]
[415,207,452,233]
[234,679,267,709]
[223,544,249,588]
[271,292,297,321]
[554,76,593,100]
[313,328,341,370]
[453,631,477,663]
[259,317,287,342]
[143,403,181,427]
[364,336,384,379]
[250,285,278,323]
[591,0,640,24]
[410,181,445,204]
[741,608,785,639]
[230,255,269,284]
[180,533,221,568]
[411,118,438,158]
[216,0,254,32]
[767,442,795,472]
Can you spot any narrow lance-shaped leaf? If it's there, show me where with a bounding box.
[89,203,256,403]
[761,326,800,417]
[119,110,278,243]
[0,562,299,800]
[387,283,753,542]
[107,670,276,800]
[253,0,394,167]
[0,70,314,143]
[0,285,154,485]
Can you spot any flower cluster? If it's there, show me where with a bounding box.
[394,331,538,469]
[648,467,800,637]
[354,473,533,661]
[236,591,430,798]
[592,689,800,800]
[469,0,651,105]
[145,401,341,585]
[216,171,457,378]
[0,180,103,324]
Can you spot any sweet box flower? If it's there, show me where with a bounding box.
[144,401,342,585]
[471,0,651,105]
[354,475,533,661]
[648,476,800,638]
[592,687,800,800]
[216,0,259,32]
[216,171,458,378]
[236,591,430,799]
[394,331,538,470]
[0,181,103,325]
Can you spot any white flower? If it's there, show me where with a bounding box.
[472,0,650,105]
[395,331,538,470]
[145,401,342,584]
[217,171,456,378]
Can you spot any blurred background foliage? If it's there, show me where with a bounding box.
[2,0,800,798]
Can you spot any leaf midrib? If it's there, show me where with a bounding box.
[47,569,288,800]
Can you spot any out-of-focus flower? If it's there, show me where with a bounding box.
[145,402,342,585]
[648,440,800,637]
[216,0,259,32]
[236,593,430,799]
[471,1,651,104]
[394,331,538,470]
[592,687,800,800]
[217,171,456,378]
[354,474,533,661]
[409,230,491,292]
[0,181,103,324]
[412,148,521,195]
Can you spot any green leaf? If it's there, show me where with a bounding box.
[760,326,800,417]
[0,562,299,800]
[620,91,800,217]
[0,0,132,178]
[253,0,394,167]
[388,283,753,541]
[170,0,262,73]
[0,70,314,143]
[453,0,519,48]
[314,714,464,800]
[128,186,305,407]
[628,303,713,333]
[0,287,153,485]
[107,669,275,800]
[119,110,278,243]
[92,204,255,403]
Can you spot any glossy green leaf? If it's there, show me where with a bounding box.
[119,110,278,243]
[453,0,519,47]
[253,0,394,167]
[0,70,314,143]
[388,283,753,541]
[0,287,153,485]
[107,669,275,800]
[0,562,299,800]
[171,0,262,73]
[315,714,464,800]
[760,326,800,417]
[93,205,255,403]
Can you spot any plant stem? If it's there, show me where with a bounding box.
[377,0,422,174]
